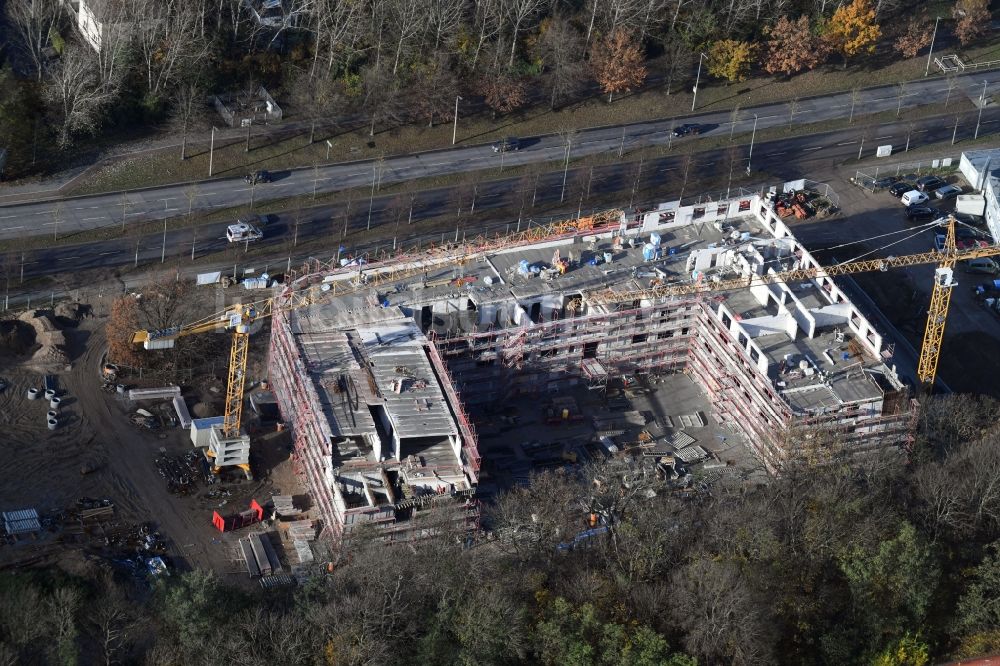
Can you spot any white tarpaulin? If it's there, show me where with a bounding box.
[196,271,222,285]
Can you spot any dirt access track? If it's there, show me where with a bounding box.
[0,299,298,577]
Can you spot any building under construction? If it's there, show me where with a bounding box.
[268,184,917,542]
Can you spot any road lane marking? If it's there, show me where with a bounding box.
[836,141,857,145]
[802,146,824,151]
[875,135,893,139]
[768,152,786,156]
[83,217,104,221]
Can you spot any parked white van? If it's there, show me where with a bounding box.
[900,190,929,207]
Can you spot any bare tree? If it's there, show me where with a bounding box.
[362,63,406,136]
[848,87,861,123]
[470,0,504,70]
[411,55,460,127]
[387,0,427,74]
[45,47,114,149]
[945,72,961,108]
[423,0,464,51]
[500,0,551,69]
[170,82,207,161]
[532,15,586,109]
[659,37,693,94]
[787,97,799,130]
[135,0,210,100]
[4,0,61,81]
[309,0,363,78]
[89,577,141,666]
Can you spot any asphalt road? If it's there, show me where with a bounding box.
[2,71,1000,239]
[0,110,988,293]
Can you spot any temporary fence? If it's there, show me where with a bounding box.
[852,156,960,193]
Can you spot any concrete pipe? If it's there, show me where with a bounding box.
[116,384,126,394]
[44,389,56,400]
[49,397,62,409]
[47,418,58,430]
[47,410,57,420]
[27,388,39,400]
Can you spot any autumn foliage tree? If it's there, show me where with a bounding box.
[590,30,647,103]
[954,0,990,46]
[480,75,527,118]
[106,296,142,367]
[763,16,828,77]
[894,16,934,58]
[827,0,882,66]
[708,40,755,83]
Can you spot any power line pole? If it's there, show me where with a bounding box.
[975,80,988,140]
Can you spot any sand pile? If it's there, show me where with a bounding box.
[0,320,36,356]
[17,310,69,366]
[192,402,219,418]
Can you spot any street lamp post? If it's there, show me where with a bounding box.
[208,127,215,177]
[925,16,942,77]
[452,96,462,145]
[976,80,988,139]
[691,53,708,112]
[745,114,758,175]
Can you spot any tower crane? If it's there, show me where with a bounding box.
[582,216,998,388]
[132,298,286,477]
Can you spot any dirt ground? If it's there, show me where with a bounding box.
[0,296,308,583]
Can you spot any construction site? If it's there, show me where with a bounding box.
[15,173,999,574]
[266,182,920,543]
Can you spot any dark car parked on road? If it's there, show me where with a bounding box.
[915,175,947,192]
[905,205,940,221]
[889,181,915,197]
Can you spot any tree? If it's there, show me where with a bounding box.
[708,39,754,83]
[170,82,207,161]
[44,46,114,149]
[763,16,827,77]
[534,597,695,666]
[838,522,939,653]
[499,0,550,69]
[361,62,407,136]
[827,0,881,65]
[872,633,930,666]
[954,0,990,46]
[590,29,647,102]
[157,570,238,656]
[955,542,1000,637]
[533,16,586,109]
[480,74,527,117]
[411,56,459,127]
[670,557,776,665]
[107,296,143,367]
[894,16,933,58]
[658,37,694,95]
[4,0,61,82]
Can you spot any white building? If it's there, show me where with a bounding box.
[959,148,1000,241]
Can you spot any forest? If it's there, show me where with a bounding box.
[0,0,994,178]
[2,394,1000,665]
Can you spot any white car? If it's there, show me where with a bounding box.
[900,190,928,207]
[226,221,263,243]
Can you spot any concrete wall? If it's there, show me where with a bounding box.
[641,197,757,233]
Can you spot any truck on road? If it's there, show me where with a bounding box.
[226,221,263,243]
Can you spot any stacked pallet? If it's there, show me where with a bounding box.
[239,533,281,578]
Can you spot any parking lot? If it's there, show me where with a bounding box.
[792,167,1000,397]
